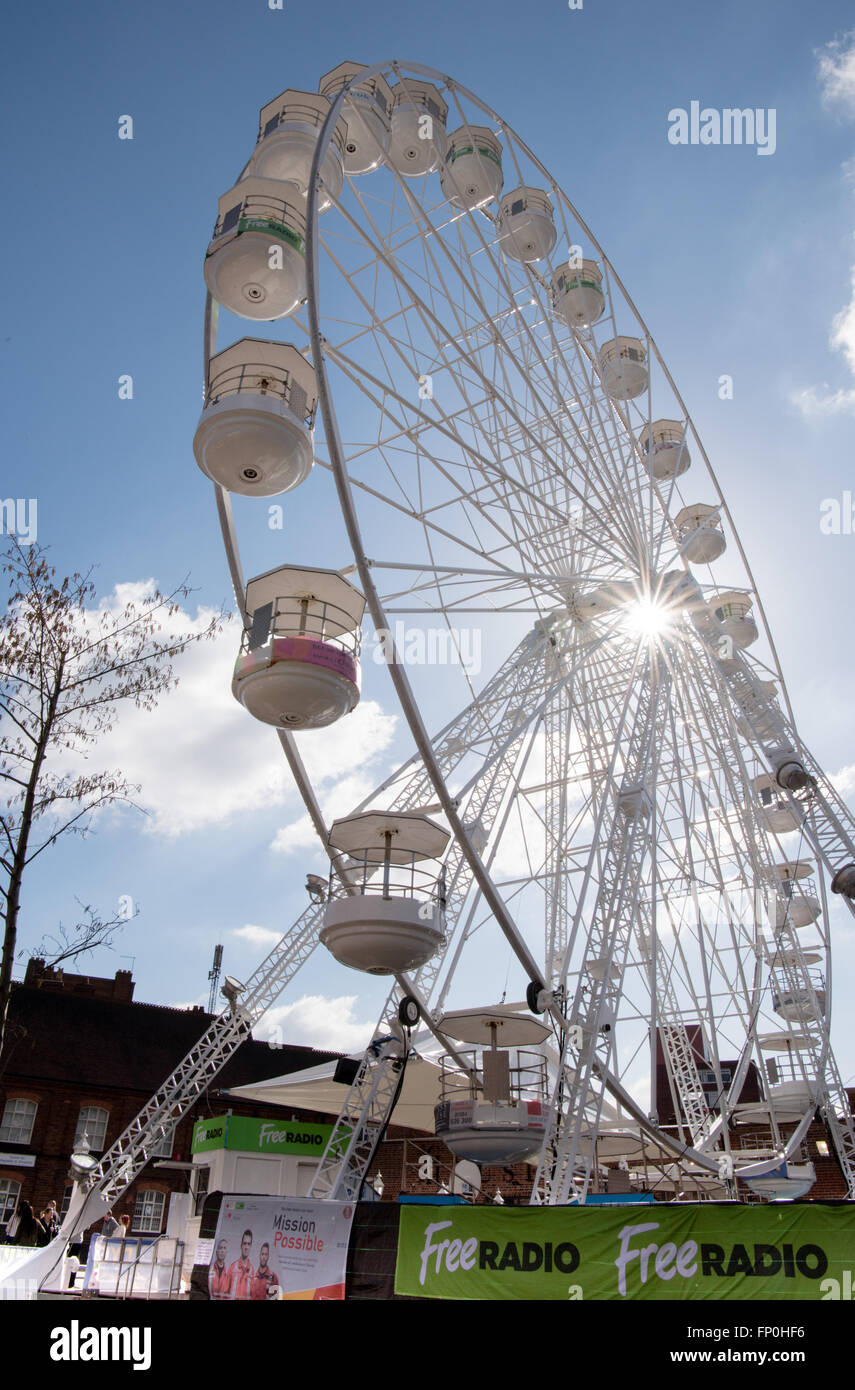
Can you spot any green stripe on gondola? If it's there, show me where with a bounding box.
[561,279,603,293]
[236,217,306,257]
[448,144,502,167]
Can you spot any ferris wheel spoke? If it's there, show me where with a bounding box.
[324,187,645,568]
[391,167,651,555]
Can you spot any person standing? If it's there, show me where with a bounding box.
[208,1238,231,1299]
[227,1229,254,1300]
[43,1202,60,1239]
[250,1243,280,1300]
[101,1213,121,1239]
[12,1202,46,1247]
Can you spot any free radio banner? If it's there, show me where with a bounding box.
[395,1202,855,1301]
[209,1195,355,1301]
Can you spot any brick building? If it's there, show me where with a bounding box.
[1,958,849,1237]
[0,959,337,1239]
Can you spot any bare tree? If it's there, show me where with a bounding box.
[0,539,227,1055]
[28,898,140,971]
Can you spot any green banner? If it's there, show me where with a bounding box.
[192,1115,332,1157]
[395,1202,855,1301]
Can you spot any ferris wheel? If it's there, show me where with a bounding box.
[190,59,855,1207]
[12,61,855,1303]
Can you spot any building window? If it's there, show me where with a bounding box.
[193,1165,209,1217]
[60,1185,73,1220]
[0,1098,37,1146]
[149,1122,175,1160]
[132,1190,165,1235]
[74,1106,109,1153]
[0,1178,21,1226]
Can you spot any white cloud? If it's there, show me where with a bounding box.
[792,257,855,417]
[270,770,381,855]
[258,993,377,1052]
[43,581,397,838]
[233,923,282,949]
[791,383,855,417]
[831,763,855,801]
[817,30,855,117]
[830,266,855,373]
[792,39,855,415]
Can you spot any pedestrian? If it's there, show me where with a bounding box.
[12,1201,47,1247]
[40,1208,58,1241]
[44,1201,60,1238]
[101,1212,121,1238]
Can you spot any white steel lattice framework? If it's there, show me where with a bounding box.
[8,63,855,1291]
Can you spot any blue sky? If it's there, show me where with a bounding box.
[4,0,855,1082]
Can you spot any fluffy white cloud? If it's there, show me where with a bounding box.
[817,30,855,116]
[258,993,377,1052]
[831,763,855,801]
[830,267,855,374]
[792,264,855,417]
[792,38,855,415]
[791,383,855,417]
[233,923,283,949]
[270,770,381,855]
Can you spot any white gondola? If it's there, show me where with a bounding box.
[433,1007,550,1164]
[318,62,392,175]
[743,1162,816,1201]
[599,336,648,400]
[232,566,364,729]
[638,419,690,479]
[675,503,726,564]
[737,1034,817,1124]
[251,90,348,211]
[204,177,307,320]
[498,187,556,263]
[386,79,448,176]
[754,773,803,834]
[440,126,503,210]
[193,339,317,497]
[707,590,758,649]
[550,260,605,328]
[319,811,450,974]
[773,860,822,930]
[734,680,783,740]
[772,987,826,1022]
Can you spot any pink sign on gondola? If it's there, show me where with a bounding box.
[271,635,358,686]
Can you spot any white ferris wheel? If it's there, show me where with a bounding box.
[27,61,855,1256]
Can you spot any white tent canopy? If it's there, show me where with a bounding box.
[226,1052,443,1135]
